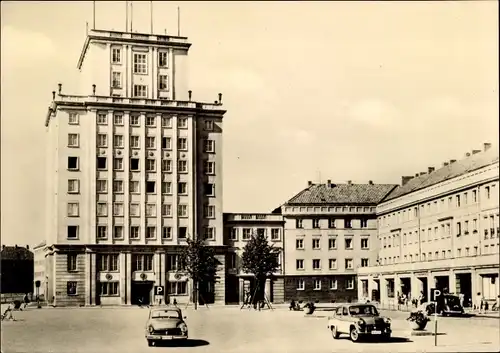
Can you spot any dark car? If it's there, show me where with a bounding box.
[421,294,465,316]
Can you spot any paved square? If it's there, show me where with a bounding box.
[1,306,499,353]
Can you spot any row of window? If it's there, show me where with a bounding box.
[295,237,369,250]
[66,281,188,297]
[229,228,281,241]
[111,72,169,91]
[66,225,215,240]
[67,202,216,219]
[295,218,369,229]
[111,49,169,71]
[380,185,496,227]
[295,258,369,270]
[296,278,354,291]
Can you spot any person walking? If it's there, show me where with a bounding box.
[22,293,30,310]
[475,292,483,313]
[1,302,16,321]
[459,293,465,308]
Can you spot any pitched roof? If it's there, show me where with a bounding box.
[285,183,398,205]
[385,147,499,201]
[0,246,34,261]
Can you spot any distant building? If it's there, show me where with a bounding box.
[0,245,34,295]
[223,213,285,304]
[358,143,499,307]
[33,241,47,299]
[280,181,397,303]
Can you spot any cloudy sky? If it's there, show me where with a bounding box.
[1,1,498,247]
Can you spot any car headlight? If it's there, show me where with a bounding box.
[178,323,188,333]
[384,318,391,324]
[148,325,155,333]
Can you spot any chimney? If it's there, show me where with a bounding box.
[450,159,457,164]
[26,245,30,250]
[472,149,481,155]
[347,180,352,185]
[401,176,413,186]
[428,167,435,174]
[443,162,449,166]
[368,180,374,185]
[58,83,62,94]
[465,152,471,157]
[327,179,332,187]
[92,84,96,95]
[307,181,313,186]
[218,93,222,104]
[415,173,419,177]
[484,142,492,152]
[419,172,426,176]
[188,90,192,101]
[52,91,56,100]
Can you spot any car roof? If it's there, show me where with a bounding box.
[150,306,182,313]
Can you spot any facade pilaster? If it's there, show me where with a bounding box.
[239,277,245,304]
[120,252,127,305]
[125,252,132,305]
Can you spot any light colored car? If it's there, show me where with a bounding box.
[145,307,188,346]
[327,304,392,342]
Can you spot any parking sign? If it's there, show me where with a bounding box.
[154,286,164,296]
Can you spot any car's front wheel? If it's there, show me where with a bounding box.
[331,326,340,339]
[350,327,360,342]
[147,339,154,347]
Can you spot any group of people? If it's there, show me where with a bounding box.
[1,293,32,321]
[474,292,500,314]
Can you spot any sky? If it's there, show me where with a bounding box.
[1,1,498,247]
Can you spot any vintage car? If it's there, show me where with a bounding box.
[327,304,392,342]
[420,294,465,316]
[145,307,188,346]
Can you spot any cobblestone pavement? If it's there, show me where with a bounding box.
[1,306,499,353]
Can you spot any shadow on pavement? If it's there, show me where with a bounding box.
[337,336,412,344]
[152,339,209,348]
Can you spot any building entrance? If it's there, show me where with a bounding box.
[417,277,428,303]
[435,275,450,293]
[131,281,154,306]
[456,273,472,307]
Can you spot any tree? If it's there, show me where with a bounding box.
[241,231,281,307]
[178,236,219,310]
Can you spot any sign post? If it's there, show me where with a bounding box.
[154,286,164,305]
[433,289,441,346]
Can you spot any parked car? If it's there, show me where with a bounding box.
[420,294,465,316]
[327,304,392,342]
[145,307,188,346]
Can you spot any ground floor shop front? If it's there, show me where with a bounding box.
[224,274,285,305]
[357,254,500,308]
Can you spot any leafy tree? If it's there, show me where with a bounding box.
[241,231,281,306]
[178,236,219,310]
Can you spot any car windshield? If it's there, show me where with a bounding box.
[151,310,181,319]
[444,296,460,306]
[349,305,379,316]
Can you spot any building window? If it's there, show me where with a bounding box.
[146,226,156,239]
[146,136,155,149]
[329,279,337,290]
[67,254,77,272]
[296,238,304,249]
[178,117,187,128]
[360,219,368,228]
[361,258,369,267]
[178,227,187,239]
[146,204,156,217]
[130,115,140,126]
[242,228,252,240]
[162,137,171,149]
[130,226,140,239]
[204,120,214,131]
[361,238,369,249]
[162,159,172,172]
[345,259,353,270]
[113,180,123,193]
[146,159,156,172]
[167,255,180,271]
[133,53,147,73]
[313,279,321,291]
[146,181,156,193]
[112,72,121,88]
[67,281,77,296]
[178,160,188,173]
[204,161,215,175]
[114,113,123,125]
[162,181,172,194]
[96,202,107,216]
[68,133,79,147]
[297,279,305,290]
[146,116,155,127]
[162,227,172,239]
[296,259,304,270]
[112,48,121,63]
[312,219,320,228]
[67,226,79,239]
[177,138,187,150]
[132,254,153,271]
[68,112,79,124]
[229,228,238,241]
[312,259,321,270]
[168,281,187,295]
[68,179,80,193]
[178,204,188,217]
[204,227,215,240]
[271,228,280,241]
[67,202,79,217]
[97,226,107,239]
[456,222,462,236]
[204,139,215,152]
[96,156,107,170]
[113,158,123,171]
[130,135,140,148]
[296,219,303,229]
[472,190,477,203]
[159,75,169,90]
[346,278,354,290]
[113,135,124,148]
[328,219,336,228]
[204,205,215,219]
[205,183,215,196]
[100,282,119,296]
[133,85,148,98]
[98,254,119,272]
[456,195,461,207]
[486,186,491,199]
[162,204,172,216]
[129,181,139,194]
[345,238,353,249]
[68,156,79,170]
[113,226,123,239]
[329,258,337,269]
[228,253,237,270]
[312,238,321,250]
[158,51,168,67]
[97,113,107,125]
[178,182,188,195]
[328,237,337,249]
[344,218,352,228]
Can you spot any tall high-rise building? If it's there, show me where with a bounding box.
[43,28,226,306]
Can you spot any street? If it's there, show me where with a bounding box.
[1,306,499,353]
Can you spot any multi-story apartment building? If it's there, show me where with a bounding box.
[42,28,226,306]
[280,181,397,303]
[223,213,285,305]
[357,144,499,308]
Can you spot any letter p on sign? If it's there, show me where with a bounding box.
[155,286,164,296]
[433,289,441,299]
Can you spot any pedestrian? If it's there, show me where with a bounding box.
[173,298,177,307]
[475,292,483,313]
[22,293,30,310]
[289,299,296,311]
[492,295,500,311]
[459,293,465,308]
[1,301,16,321]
